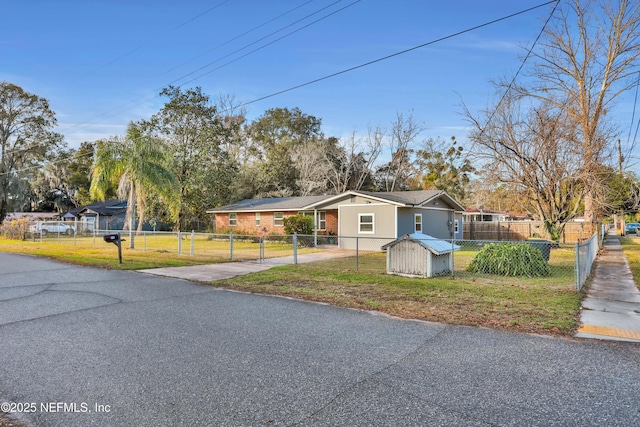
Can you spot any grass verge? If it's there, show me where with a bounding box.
[213,252,582,336]
[0,238,231,269]
[619,237,640,290]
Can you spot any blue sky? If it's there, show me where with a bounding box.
[3,0,636,157]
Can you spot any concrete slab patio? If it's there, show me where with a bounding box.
[576,231,640,343]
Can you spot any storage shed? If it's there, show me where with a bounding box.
[381,233,460,278]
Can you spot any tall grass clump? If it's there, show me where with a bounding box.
[467,242,550,277]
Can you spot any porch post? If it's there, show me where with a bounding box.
[314,209,318,246]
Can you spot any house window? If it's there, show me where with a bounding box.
[414,213,422,233]
[255,212,260,226]
[318,211,326,231]
[229,213,237,227]
[359,213,374,234]
[274,212,284,227]
[455,219,460,234]
[298,211,326,230]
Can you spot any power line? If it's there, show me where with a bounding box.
[177,0,361,87]
[459,0,559,168]
[236,0,559,108]
[628,72,640,157]
[162,0,314,76]
[1,1,352,166]
[78,0,232,80]
[57,0,349,137]
[2,0,559,177]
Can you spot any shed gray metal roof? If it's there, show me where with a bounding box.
[382,233,461,255]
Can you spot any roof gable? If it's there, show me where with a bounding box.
[71,200,127,216]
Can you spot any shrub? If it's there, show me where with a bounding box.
[0,218,30,240]
[284,214,314,247]
[284,214,314,235]
[467,242,551,277]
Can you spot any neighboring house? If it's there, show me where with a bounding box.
[463,208,508,222]
[64,200,128,232]
[5,212,60,222]
[207,190,464,250]
[463,208,534,222]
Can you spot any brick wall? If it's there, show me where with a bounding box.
[215,210,338,235]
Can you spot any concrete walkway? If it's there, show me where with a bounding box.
[140,248,356,281]
[576,231,640,343]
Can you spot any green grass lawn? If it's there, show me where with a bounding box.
[214,249,582,336]
[0,233,315,269]
[620,237,640,290]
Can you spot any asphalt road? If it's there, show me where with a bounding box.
[0,252,639,427]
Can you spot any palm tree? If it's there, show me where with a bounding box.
[90,122,177,248]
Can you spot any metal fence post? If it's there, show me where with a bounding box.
[260,235,264,262]
[190,230,195,256]
[93,227,96,247]
[293,233,298,264]
[450,237,455,278]
[575,242,581,291]
[230,232,234,261]
[178,231,182,255]
[144,231,147,251]
[356,236,359,271]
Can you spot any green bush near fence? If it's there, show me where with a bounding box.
[284,215,314,247]
[467,242,551,277]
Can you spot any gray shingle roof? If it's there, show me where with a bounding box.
[208,195,333,212]
[69,200,128,216]
[355,190,443,205]
[208,190,464,213]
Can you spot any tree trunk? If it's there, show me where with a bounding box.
[583,192,596,223]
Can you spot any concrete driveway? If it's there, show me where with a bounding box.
[1,252,639,426]
[141,248,356,281]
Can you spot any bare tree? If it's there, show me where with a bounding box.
[525,0,640,221]
[467,94,584,240]
[215,93,247,164]
[377,112,422,192]
[325,127,383,194]
[291,138,331,196]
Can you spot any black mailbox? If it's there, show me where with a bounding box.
[103,233,123,263]
[103,234,120,243]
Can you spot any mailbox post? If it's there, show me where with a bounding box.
[104,233,123,264]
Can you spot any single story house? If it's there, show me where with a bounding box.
[463,207,534,222]
[463,208,507,222]
[207,190,464,250]
[63,200,128,232]
[4,212,60,222]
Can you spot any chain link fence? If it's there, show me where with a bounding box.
[575,233,600,291]
[6,220,604,289]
